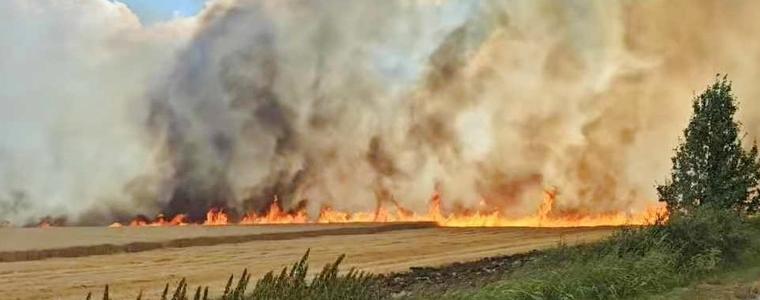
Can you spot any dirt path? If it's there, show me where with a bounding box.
[0,226,613,300]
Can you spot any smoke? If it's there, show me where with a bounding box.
[3,0,760,224]
[0,0,197,224]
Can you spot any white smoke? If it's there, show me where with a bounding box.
[3,0,760,225]
[0,0,197,224]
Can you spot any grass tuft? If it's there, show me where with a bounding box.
[88,249,379,300]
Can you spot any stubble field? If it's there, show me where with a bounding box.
[0,224,613,299]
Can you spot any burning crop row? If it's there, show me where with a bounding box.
[100,193,666,229]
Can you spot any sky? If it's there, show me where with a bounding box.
[115,0,207,24]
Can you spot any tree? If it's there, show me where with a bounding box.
[657,75,760,214]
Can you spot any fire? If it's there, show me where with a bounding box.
[240,196,309,224]
[203,208,229,226]
[109,214,189,227]
[432,191,666,227]
[109,192,668,228]
[169,214,190,226]
[35,216,64,228]
[317,192,665,227]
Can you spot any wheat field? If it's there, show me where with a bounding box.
[0,224,613,299]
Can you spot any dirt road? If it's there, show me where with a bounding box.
[0,225,613,299]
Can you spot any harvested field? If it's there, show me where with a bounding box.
[0,223,433,262]
[0,224,614,300]
[1,224,391,252]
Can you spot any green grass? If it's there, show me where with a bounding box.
[444,208,760,300]
[442,243,683,299]
[647,255,760,300]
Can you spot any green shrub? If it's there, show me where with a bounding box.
[663,207,751,269]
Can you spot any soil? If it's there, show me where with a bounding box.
[378,251,541,298]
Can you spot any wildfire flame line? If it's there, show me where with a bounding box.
[106,192,667,228]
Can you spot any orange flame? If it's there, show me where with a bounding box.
[240,196,309,225]
[203,208,229,226]
[35,216,63,228]
[110,192,667,228]
[108,213,190,228]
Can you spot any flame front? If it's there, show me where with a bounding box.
[108,192,667,228]
[240,196,309,225]
[203,209,229,226]
[109,214,189,228]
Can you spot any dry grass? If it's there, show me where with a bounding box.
[88,250,380,300]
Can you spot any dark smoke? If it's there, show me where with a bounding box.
[5,0,760,225]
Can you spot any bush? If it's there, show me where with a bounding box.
[663,207,751,270]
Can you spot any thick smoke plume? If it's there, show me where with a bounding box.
[3,0,760,225]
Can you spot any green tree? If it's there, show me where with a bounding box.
[657,75,760,214]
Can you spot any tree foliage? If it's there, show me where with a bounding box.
[657,75,760,214]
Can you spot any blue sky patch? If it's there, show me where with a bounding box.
[116,0,207,25]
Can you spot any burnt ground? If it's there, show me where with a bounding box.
[377,250,542,298]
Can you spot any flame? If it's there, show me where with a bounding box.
[109,192,667,228]
[35,216,61,228]
[203,208,229,226]
[108,214,189,228]
[232,192,666,227]
[168,214,190,226]
[240,196,309,225]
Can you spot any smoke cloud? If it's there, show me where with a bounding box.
[3,0,760,225]
[0,0,196,224]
